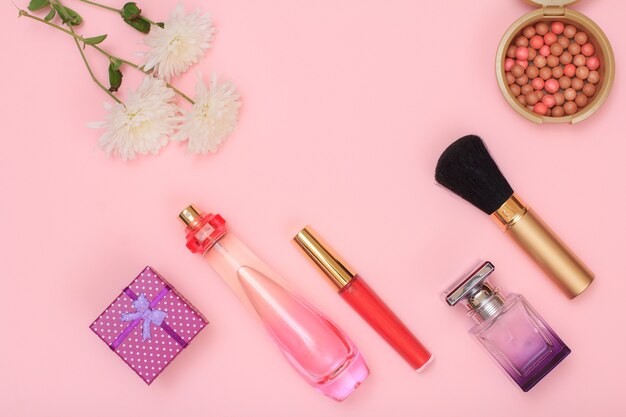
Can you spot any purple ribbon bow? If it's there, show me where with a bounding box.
[109,286,188,351]
[121,293,167,341]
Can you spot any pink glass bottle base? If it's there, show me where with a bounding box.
[238,265,369,401]
[318,350,369,401]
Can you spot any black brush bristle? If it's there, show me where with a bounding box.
[435,135,514,215]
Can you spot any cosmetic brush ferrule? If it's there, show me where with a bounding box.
[491,193,528,229]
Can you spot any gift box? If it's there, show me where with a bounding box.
[90,266,208,384]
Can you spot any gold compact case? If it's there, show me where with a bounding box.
[496,0,614,124]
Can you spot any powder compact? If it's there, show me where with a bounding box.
[496,0,614,124]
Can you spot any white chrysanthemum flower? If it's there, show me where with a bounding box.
[89,76,181,160]
[142,4,214,81]
[173,73,241,154]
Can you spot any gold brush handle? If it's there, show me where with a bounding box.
[492,194,594,298]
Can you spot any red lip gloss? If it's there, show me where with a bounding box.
[294,227,432,371]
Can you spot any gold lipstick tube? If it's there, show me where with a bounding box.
[491,194,594,298]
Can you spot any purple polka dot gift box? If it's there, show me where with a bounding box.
[90,266,208,384]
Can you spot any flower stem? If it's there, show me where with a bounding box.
[18,9,194,104]
[77,0,119,13]
[76,0,158,25]
[91,45,195,104]
[71,28,123,104]
[52,0,121,102]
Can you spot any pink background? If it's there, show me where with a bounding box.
[1,0,625,416]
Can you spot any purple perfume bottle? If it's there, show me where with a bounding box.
[443,261,570,392]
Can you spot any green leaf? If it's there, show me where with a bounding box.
[28,0,50,11]
[44,7,56,21]
[83,34,107,45]
[110,58,122,71]
[121,2,141,21]
[108,62,123,92]
[123,16,151,34]
[156,22,164,29]
[52,4,83,26]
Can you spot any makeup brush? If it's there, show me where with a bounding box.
[435,134,594,298]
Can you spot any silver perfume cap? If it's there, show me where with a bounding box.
[443,261,505,321]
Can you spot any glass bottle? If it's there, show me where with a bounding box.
[443,261,570,392]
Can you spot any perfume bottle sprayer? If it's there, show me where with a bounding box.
[179,205,369,401]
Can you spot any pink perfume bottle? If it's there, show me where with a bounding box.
[179,205,369,401]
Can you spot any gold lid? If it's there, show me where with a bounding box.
[525,0,577,7]
[294,227,356,290]
[179,205,203,228]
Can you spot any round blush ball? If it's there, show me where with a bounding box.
[528,48,537,60]
[558,35,570,49]
[516,59,529,69]
[564,88,577,101]
[523,25,536,38]
[515,36,529,47]
[576,65,590,80]
[582,83,596,97]
[516,75,529,86]
[554,92,565,106]
[506,72,516,85]
[564,25,577,39]
[552,66,564,79]
[531,77,545,90]
[505,58,516,71]
[522,83,534,96]
[530,35,544,49]
[511,64,525,78]
[586,56,600,71]
[550,43,563,57]
[534,55,547,68]
[535,22,549,36]
[533,102,548,115]
[539,45,551,57]
[542,94,556,108]
[552,105,565,117]
[560,51,573,65]
[573,54,587,66]
[563,63,576,77]
[544,32,557,46]
[574,31,588,45]
[510,84,521,97]
[545,78,560,93]
[507,45,518,59]
[526,92,539,105]
[587,70,600,84]
[547,55,560,68]
[569,42,581,56]
[572,77,584,90]
[564,101,578,115]
[539,66,552,80]
[559,76,572,89]
[581,43,595,57]
[575,94,588,108]
[551,21,565,35]
[526,65,539,78]
[517,95,527,105]
[516,46,529,60]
